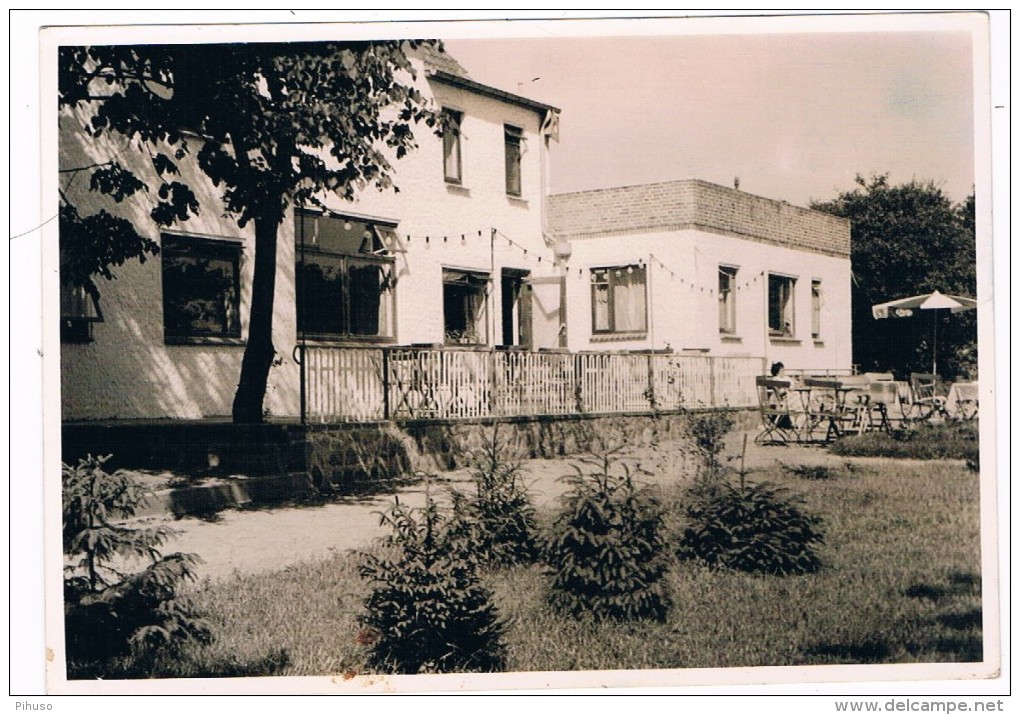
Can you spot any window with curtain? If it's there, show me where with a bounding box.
[161,234,242,342]
[590,265,647,334]
[768,273,797,337]
[718,265,738,334]
[811,279,822,339]
[295,210,396,342]
[443,269,489,345]
[442,108,462,184]
[60,280,101,343]
[504,124,523,196]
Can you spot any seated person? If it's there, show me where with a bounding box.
[767,362,796,429]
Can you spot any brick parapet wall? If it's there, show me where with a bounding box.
[548,179,850,258]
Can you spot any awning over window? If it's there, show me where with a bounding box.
[296,209,401,256]
[373,225,405,254]
[443,269,490,287]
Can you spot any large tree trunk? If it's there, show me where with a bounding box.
[232,206,281,424]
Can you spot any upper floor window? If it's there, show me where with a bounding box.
[295,211,397,342]
[443,268,489,345]
[768,273,796,338]
[591,265,647,334]
[442,108,463,184]
[811,279,822,339]
[718,265,738,334]
[161,234,242,342]
[504,125,523,196]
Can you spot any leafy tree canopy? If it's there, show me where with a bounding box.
[811,174,976,378]
[59,40,442,421]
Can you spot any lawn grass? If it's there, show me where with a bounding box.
[829,421,979,463]
[102,457,982,679]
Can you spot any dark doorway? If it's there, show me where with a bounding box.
[500,269,530,348]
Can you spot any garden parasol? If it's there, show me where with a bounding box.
[871,290,977,375]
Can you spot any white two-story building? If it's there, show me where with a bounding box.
[59,46,851,424]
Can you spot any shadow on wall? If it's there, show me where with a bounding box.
[59,107,300,420]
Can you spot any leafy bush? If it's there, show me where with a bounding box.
[679,480,825,576]
[358,491,507,674]
[686,410,736,480]
[448,427,540,567]
[62,455,210,672]
[544,454,671,622]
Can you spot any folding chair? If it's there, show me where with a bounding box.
[836,375,872,434]
[755,376,798,445]
[802,377,853,442]
[907,373,948,423]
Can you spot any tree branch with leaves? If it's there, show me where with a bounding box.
[59,40,443,421]
[811,173,977,378]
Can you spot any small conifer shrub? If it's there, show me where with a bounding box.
[544,454,672,622]
[358,491,507,674]
[448,427,539,567]
[678,480,825,576]
[62,455,210,672]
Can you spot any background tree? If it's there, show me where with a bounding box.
[59,41,441,422]
[811,174,977,379]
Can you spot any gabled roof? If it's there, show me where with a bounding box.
[419,45,560,117]
[428,70,560,117]
[417,43,471,79]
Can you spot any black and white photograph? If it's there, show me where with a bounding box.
[12,10,1007,703]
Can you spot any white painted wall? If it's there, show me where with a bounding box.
[295,75,558,349]
[59,64,556,421]
[562,228,852,373]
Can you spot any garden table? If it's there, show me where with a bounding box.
[798,378,858,442]
[863,380,911,430]
[945,381,979,420]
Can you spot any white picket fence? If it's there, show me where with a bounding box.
[301,346,765,423]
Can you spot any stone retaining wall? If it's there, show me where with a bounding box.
[64,409,756,500]
[305,409,757,491]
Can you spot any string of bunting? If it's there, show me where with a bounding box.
[396,226,549,267]
[647,254,766,295]
[397,227,489,248]
[393,226,768,295]
[648,253,713,294]
[494,229,548,265]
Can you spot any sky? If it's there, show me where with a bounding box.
[445,27,977,206]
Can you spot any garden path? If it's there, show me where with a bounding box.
[146,431,839,582]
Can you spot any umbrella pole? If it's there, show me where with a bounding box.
[932,312,938,376]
